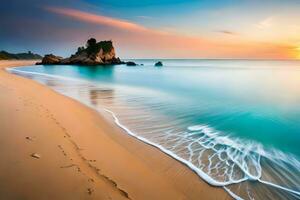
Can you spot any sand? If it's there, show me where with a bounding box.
[0,60,231,200]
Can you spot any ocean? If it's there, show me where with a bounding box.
[8,59,300,200]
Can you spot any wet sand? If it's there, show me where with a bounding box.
[0,60,231,199]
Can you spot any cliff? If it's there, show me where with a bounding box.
[0,51,42,60]
[37,38,124,65]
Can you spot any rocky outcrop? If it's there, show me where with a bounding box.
[39,54,63,64]
[126,61,137,66]
[154,61,163,66]
[37,38,125,66]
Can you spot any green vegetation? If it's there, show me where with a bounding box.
[0,51,11,60]
[96,40,113,54]
[86,38,97,48]
[0,50,42,60]
[75,38,114,55]
[76,46,85,55]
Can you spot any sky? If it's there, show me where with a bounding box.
[1,0,300,59]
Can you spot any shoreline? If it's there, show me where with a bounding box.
[0,60,231,199]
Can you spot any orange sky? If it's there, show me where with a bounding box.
[45,6,300,59]
[2,0,300,59]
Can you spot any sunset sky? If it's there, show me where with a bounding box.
[1,0,300,59]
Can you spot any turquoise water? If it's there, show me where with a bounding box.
[8,59,300,199]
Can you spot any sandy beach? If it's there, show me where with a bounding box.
[0,60,231,200]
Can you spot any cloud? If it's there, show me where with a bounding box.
[256,17,273,29]
[215,30,237,35]
[41,6,295,59]
[45,6,149,32]
[136,15,155,20]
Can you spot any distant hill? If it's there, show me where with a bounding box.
[0,50,42,60]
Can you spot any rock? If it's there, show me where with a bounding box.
[154,61,163,66]
[31,153,41,159]
[36,54,62,65]
[36,38,125,66]
[25,136,34,141]
[126,61,137,66]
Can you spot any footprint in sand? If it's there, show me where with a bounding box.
[87,188,94,195]
[31,153,41,159]
[88,178,94,183]
[25,136,35,141]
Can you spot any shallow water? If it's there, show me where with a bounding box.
[8,59,300,199]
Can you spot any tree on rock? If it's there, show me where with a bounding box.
[76,46,85,54]
[86,38,97,48]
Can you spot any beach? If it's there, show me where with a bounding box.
[0,60,231,200]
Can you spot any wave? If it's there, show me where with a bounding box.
[7,67,300,200]
[105,106,300,199]
[6,68,87,83]
[104,108,300,200]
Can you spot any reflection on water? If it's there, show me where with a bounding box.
[8,60,300,200]
[44,79,61,87]
[89,89,115,106]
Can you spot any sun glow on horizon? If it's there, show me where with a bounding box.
[295,46,300,59]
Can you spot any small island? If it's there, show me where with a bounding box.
[37,38,125,66]
[154,61,163,66]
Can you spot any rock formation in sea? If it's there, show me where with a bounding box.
[154,61,163,66]
[39,54,63,65]
[126,61,138,66]
[37,38,125,65]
